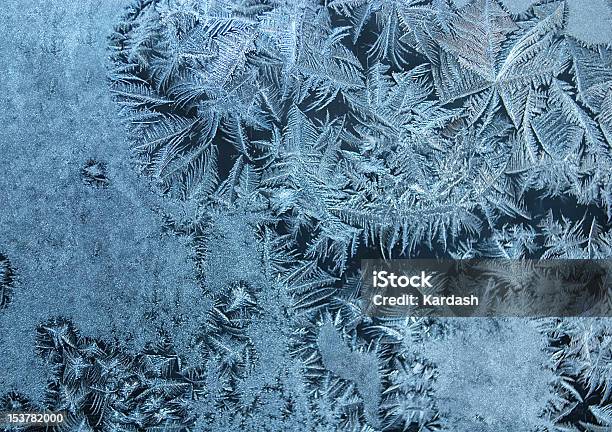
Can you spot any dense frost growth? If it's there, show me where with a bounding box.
[108,0,612,263]
[1,0,611,430]
[103,0,612,429]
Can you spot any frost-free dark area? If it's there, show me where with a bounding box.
[1,0,612,431]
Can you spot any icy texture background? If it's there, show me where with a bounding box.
[0,0,612,431]
[0,0,197,407]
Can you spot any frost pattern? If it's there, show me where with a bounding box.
[109,0,612,263]
[1,0,611,431]
[104,0,612,430]
[80,159,110,188]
